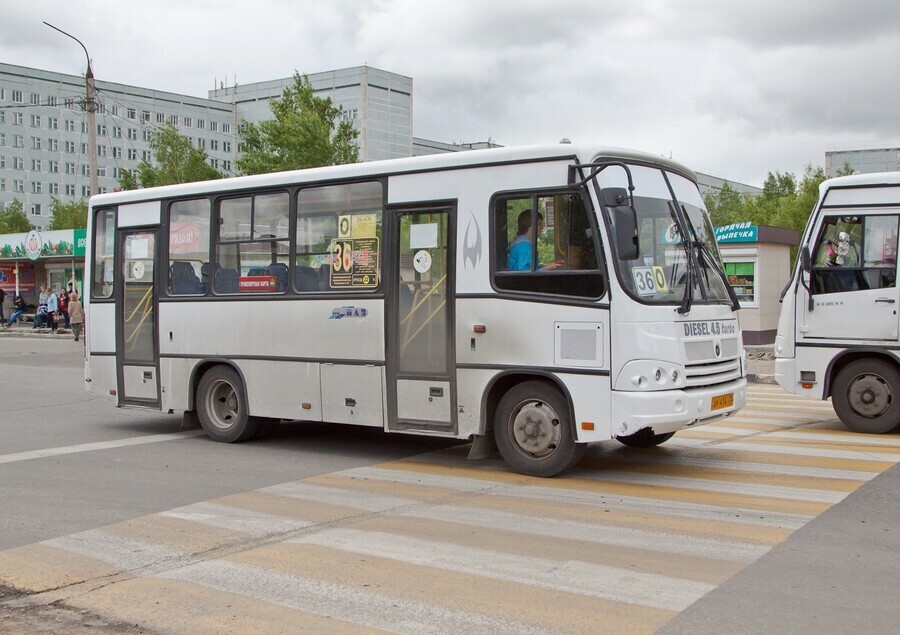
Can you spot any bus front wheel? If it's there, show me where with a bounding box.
[197,366,261,443]
[494,381,586,477]
[832,359,900,434]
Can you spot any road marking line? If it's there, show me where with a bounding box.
[0,431,206,465]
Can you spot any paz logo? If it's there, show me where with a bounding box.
[24,230,43,261]
[329,306,368,319]
[463,212,482,270]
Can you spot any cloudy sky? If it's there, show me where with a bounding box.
[2,0,898,186]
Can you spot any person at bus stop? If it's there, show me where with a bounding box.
[59,283,71,328]
[46,288,59,331]
[68,291,84,342]
[0,286,6,322]
[506,210,561,271]
[33,285,49,328]
[6,295,27,327]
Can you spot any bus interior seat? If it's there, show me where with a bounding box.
[267,262,289,291]
[295,265,318,291]
[318,265,331,290]
[215,267,239,293]
[247,267,268,276]
[170,260,202,294]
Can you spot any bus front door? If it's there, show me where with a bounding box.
[117,228,160,407]
[388,206,456,433]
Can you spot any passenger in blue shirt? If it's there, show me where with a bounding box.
[506,210,560,271]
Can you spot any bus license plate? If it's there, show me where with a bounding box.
[711,393,734,411]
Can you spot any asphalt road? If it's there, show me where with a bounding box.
[0,337,457,551]
[1,337,898,633]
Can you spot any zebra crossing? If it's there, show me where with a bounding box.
[2,384,899,633]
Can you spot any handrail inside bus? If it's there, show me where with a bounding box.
[400,273,447,350]
[125,286,153,348]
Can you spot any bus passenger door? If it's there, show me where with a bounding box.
[388,206,456,433]
[117,228,160,406]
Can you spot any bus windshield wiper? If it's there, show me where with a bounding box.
[682,206,740,311]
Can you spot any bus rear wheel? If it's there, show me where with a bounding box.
[197,366,261,442]
[617,429,676,448]
[494,381,586,477]
[832,359,900,434]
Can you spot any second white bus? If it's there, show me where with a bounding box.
[84,143,747,476]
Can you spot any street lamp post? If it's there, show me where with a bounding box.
[44,22,99,198]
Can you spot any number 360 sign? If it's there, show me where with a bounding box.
[631,265,669,296]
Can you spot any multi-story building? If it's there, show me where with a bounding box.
[826,144,900,177]
[1,62,413,228]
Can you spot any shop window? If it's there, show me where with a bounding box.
[725,261,756,305]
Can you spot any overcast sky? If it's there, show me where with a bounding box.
[2,0,898,186]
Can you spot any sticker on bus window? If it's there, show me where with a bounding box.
[632,265,668,296]
[328,237,379,288]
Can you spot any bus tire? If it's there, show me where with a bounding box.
[832,359,900,434]
[617,429,676,448]
[493,381,585,477]
[197,366,261,443]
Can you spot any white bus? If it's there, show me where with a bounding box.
[84,143,746,476]
[775,171,900,434]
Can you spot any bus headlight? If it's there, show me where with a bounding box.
[620,360,686,391]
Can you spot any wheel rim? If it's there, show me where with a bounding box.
[846,373,892,420]
[509,399,561,459]
[205,379,240,430]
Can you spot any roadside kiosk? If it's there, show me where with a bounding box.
[715,222,799,344]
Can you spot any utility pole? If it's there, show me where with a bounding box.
[44,22,99,197]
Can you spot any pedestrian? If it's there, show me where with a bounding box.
[59,283,71,329]
[0,286,6,322]
[67,291,84,342]
[5,295,27,327]
[33,285,49,328]
[46,287,59,331]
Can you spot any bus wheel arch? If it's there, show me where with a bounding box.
[195,363,262,442]
[829,355,900,434]
[488,374,585,477]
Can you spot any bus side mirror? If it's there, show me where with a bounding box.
[614,206,639,260]
[602,187,629,207]
[800,245,811,272]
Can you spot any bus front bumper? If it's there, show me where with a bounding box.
[609,378,747,438]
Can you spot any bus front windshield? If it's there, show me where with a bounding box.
[595,164,733,309]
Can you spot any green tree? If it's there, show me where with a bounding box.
[48,197,88,230]
[118,123,223,190]
[0,198,33,233]
[704,182,755,227]
[236,72,359,175]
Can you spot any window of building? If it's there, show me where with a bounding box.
[30,93,40,105]
[82,122,88,134]
[0,156,4,168]
[141,111,151,122]
[142,150,151,161]
[210,139,219,151]
[127,108,136,119]
[31,181,42,194]
[49,182,59,195]
[210,121,218,132]
[0,111,3,124]
[223,141,232,153]
[0,179,5,191]
[127,128,137,140]
[12,90,23,103]
[98,145,107,157]
[113,126,122,138]
[184,117,192,128]
[32,203,42,215]
[14,157,24,170]
[156,113,165,123]
[724,261,757,306]
[143,130,151,141]
[31,137,41,150]
[14,112,23,125]
[82,185,91,197]
[0,133,4,145]
[112,147,122,158]
[65,162,75,174]
[222,123,231,134]
[128,148,137,160]
[13,135,24,148]
[493,190,604,298]
[65,141,76,153]
[97,166,107,177]
[197,119,205,130]
[65,184,76,196]
[169,115,179,126]
[49,160,59,173]
[92,209,115,298]
[31,159,41,171]
[82,164,90,176]
[31,115,41,127]
[49,117,58,129]
[49,139,58,152]
[97,124,107,136]
[197,138,206,149]
[65,119,75,132]
[81,143,88,154]
[110,105,120,117]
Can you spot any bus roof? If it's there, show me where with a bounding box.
[89,143,698,208]
[820,170,900,195]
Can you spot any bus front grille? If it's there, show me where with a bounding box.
[684,358,742,387]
